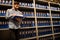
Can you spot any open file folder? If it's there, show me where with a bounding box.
[11,15,24,20]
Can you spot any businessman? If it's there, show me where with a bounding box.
[5,1,23,40]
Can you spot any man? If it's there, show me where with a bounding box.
[5,1,23,40]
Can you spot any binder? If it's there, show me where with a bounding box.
[4,10,6,16]
[23,12,26,16]
[9,0,12,4]
[28,12,30,16]
[54,28,60,33]
[36,4,39,8]
[1,0,9,4]
[51,7,58,10]
[25,3,27,7]
[21,21,24,27]
[0,10,6,16]
[46,13,50,17]
[5,0,9,4]
[4,21,8,28]
[2,0,5,4]
[20,2,33,7]
[0,21,3,28]
[31,12,34,16]
[29,21,31,27]
[31,21,35,27]
[29,3,33,7]
[24,21,26,27]
[11,13,23,21]
[22,3,25,6]
[36,12,38,17]
[1,10,3,16]
[19,2,21,6]
[32,30,36,37]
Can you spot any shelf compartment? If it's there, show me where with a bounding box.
[54,34,60,40]
[38,27,52,36]
[19,28,36,39]
[39,35,53,40]
[53,27,60,33]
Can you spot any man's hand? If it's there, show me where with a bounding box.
[16,18,22,22]
[12,14,16,16]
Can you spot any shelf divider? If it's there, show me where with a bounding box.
[48,2,55,40]
[33,0,39,40]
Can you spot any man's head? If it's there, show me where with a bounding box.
[14,1,19,9]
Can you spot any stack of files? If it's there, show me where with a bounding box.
[55,35,60,40]
[39,36,53,40]
[38,28,52,36]
[59,21,60,24]
[58,7,60,10]
[0,0,12,5]
[54,28,60,33]
[19,2,33,7]
[22,11,34,17]
[36,4,47,9]
[11,14,24,21]
[37,21,50,26]
[0,21,8,28]
[0,10,6,16]
[19,29,36,38]
[36,12,50,17]
[21,21,35,27]
[50,7,58,10]
[52,13,60,17]
[53,21,59,25]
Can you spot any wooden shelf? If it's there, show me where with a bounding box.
[54,32,60,35]
[36,0,48,3]
[36,8,49,11]
[0,4,12,7]
[25,16,35,18]
[38,25,52,28]
[38,34,53,38]
[37,17,50,18]
[20,27,36,29]
[51,10,60,12]
[50,2,60,6]
[0,16,5,18]
[20,25,52,29]
[53,25,60,26]
[20,36,36,40]
[52,17,60,19]
[37,0,60,6]
[20,6,34,9]
[1,16,60,19]
[0,28,9,30]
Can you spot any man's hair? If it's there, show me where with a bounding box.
[14,1,19,4]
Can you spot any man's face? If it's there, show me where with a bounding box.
[14,4,19,9]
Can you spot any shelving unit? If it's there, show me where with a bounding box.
[0,0,60,40]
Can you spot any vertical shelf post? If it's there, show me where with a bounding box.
[33,0,39,40]
[12,0,14,8]
[48,2,55,40]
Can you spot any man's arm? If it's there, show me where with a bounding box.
[5,9,10,19]
[5,9,13,19]
[5,9,16,20]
